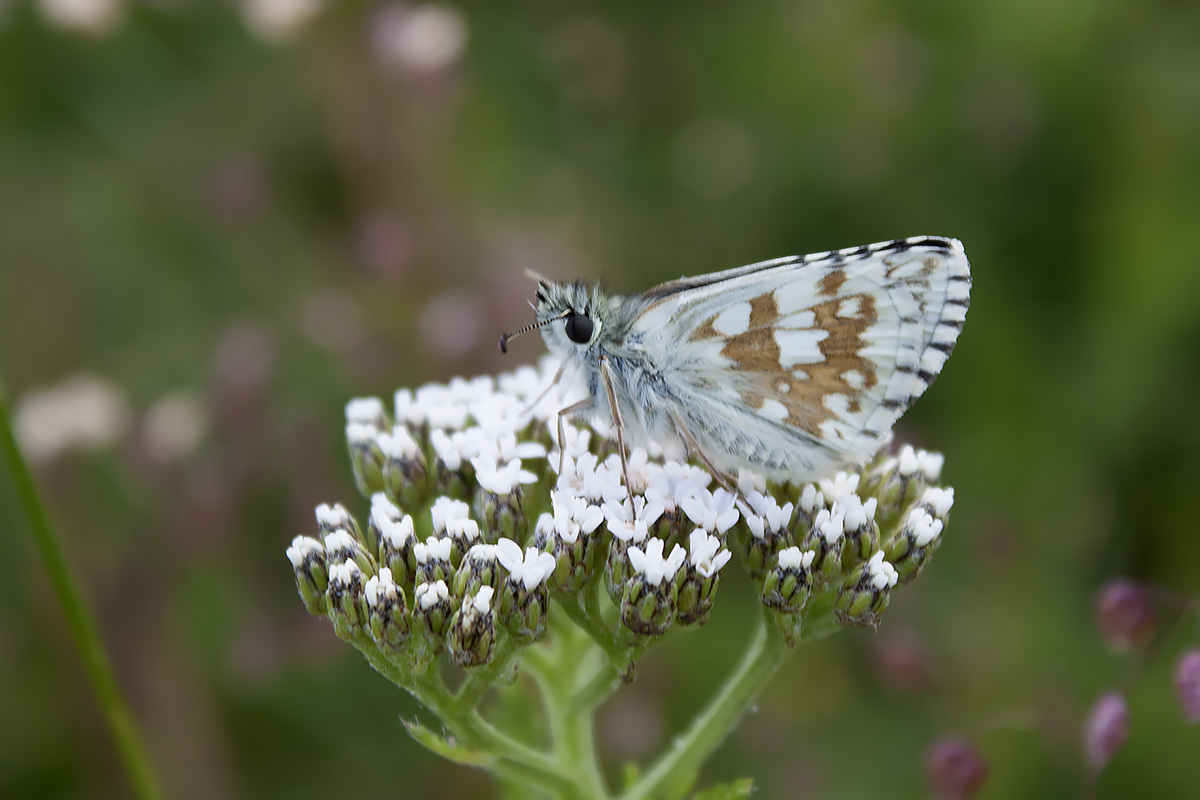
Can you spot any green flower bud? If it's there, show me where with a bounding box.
[327,560,369,639]
[365,568,411,649]
[370,494,417,588]
[448,586,497,669]
[346,421,387,498]
[883,504,946,585]
[739,492,795,581]
[379,427,428,511]
[414,579,454,642]
[762,546,816,613]
[533,492,603,593]
[836,551,899,628]
[620,538,686,637]
[323,529,377,578]
[285,536,328,616]
[495,538,556,641]
[675,530,732,626]
[414,536,455,584]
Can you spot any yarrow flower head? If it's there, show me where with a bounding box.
[283,355,962,793]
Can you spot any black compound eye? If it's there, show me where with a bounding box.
[564,311,594,344]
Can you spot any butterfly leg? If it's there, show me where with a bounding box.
[555,397,595,478]
[665,406,741,502]
[597,355,637,515]
[522,361,566,418]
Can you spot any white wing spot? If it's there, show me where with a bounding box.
[712,302,752,336]
[758,398,789,422]
[777,381,791,394]
[775,328,828,368]
[837,298,861,319]
[842,369,866,390]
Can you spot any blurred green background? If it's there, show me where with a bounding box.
[2,0,1198,797]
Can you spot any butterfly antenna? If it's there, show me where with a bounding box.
[498,310,570,354]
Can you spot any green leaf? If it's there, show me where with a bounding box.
[402,718,497,767]
[692,778,756,800]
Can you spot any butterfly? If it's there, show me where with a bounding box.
[499,236,970,508]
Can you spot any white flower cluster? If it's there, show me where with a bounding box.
[290,356,957,655]
[345,357,736,589]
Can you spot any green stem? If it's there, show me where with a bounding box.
[349,634,562,777]
[452,633,520,713]
[0,381,165,800]
[534,625,610,800]
[554,591,630,672]
[619,614,791,800]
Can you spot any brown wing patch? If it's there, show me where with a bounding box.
[712,291,879,437]
[819,269,846,297]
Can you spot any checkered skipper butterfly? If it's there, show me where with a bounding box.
[499,236,970,506]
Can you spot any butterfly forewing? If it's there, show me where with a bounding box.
[631,237,970,478]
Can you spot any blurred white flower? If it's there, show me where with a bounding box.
[38,0,123,34]
[243,0,322,42]
[14,374,131,463]
[142,389,207,463]
[373,3,468,73]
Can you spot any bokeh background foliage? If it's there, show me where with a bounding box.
[1,0,1198,797]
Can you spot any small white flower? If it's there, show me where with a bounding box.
[473,455,538,495]
[378,426,420,460]
[413,536,453,563]
[465,585,495,616]
[323,529,358,557]
[602,495,665,530]
[866,551,898,590]
[619,448,658,495]
[627,538,687,586]
[607,516,650,544]
[645,461,706,512]
[798,484,824,515]
[742,491,795,533]
[286,535,324,566]
[813,507,845,544]
[917,450,944,482]
[819,471,860,506]
[495,538,557,589]
[688,530,732,578]
[680,487,740,534]
[430,496,471,534]
[364,568,398,608]
[897,445,920,477]
[838,495,878,533]
[345,422,377,446]
[463,543,498,564]
[544,490,604,544]
[415,580,449,609]
[346,396,387,427]
[905,508,944,547]
[922,487,955,518]
[550,420,592,461]
[777,546,815,570]
[425,402,470,431]
[315,503,353,531]
[329,559,363,586]
[444,517,480,543]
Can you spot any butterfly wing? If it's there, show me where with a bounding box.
[629,236,970,478]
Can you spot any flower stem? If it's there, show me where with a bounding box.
[619,612,792,800]
[0,379,165,800]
